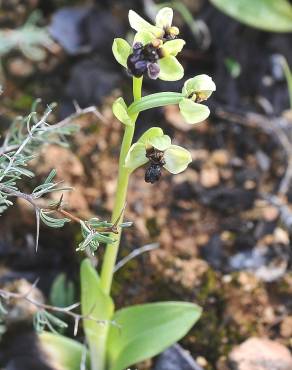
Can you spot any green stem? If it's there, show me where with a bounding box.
[128,92,183,115]
[100,76,142,294]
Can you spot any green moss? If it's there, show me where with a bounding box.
[146,217,160,237]
[9,94,34,111]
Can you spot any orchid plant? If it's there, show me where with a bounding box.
[39,7,216,370]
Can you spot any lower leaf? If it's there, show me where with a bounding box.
[81,259,114,370]
[39,331,89,370]
[106,301,201,370]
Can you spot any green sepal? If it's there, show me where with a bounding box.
[112,38,131,68]
[179,98,210,124]
[158,56,184,81]
[164,145,192,174]
[134,31,155,45]
[138,127,164,144]
[162,39,185,57]
[128,10,163,37]
[124,142,147,171]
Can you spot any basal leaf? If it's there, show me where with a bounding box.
[80,259,114,370]
[107,301,201,370]
[39,331,89,370]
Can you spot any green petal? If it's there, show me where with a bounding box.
[179,98,210,124]
[158,56,184,81]
[112,38,131,68]
[112,97,132,126]
[164,145,192,174]
[156,7,173,29]
[125,142,148,171]
[182,74,216,99]
[128,10,163,37]
[149,135,171,151]
[139,127,164,145]
[162,39,185,56]
[134,31,155,45]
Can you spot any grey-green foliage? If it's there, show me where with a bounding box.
[0,99,132,254]
[0,101,78,216]
[0,10,53,61]
[0,100,78,251]
[77,219,132,255]
[34,309,68,334]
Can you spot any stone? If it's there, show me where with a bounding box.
[154,344,203,370]
[228,337,292,370]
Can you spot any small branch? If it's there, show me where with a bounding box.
[0,184,37,208]
[0,106,105,156]
[44,106,106,133]
[0,284,115,336]
[114,242,159,272]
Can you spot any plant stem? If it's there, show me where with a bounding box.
[100,76,142,294]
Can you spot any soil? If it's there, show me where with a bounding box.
[0,1,292,370]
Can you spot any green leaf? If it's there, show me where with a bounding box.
[39,331,89,370]
[107,301,201,370]
[112,97,132,126]
[210,0,292,32]
[164,145,192,174]
[128,92,183,115]
[80,259,114,370]
[112,38,131,68]
[40,210,70,228]
[179,98,210,124]
[158,56,184,81]
[162,39,185,57]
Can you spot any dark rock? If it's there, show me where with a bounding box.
[64,57,120,107]
[0,322,56,370]
[153,344,203,370]
[49,7,91,55]
[198,187,256,214]
[200,234,227,271]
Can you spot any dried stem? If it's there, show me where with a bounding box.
[0,284,116,336]
[0,105,103,156]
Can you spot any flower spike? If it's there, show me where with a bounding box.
[112,7,185,81]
